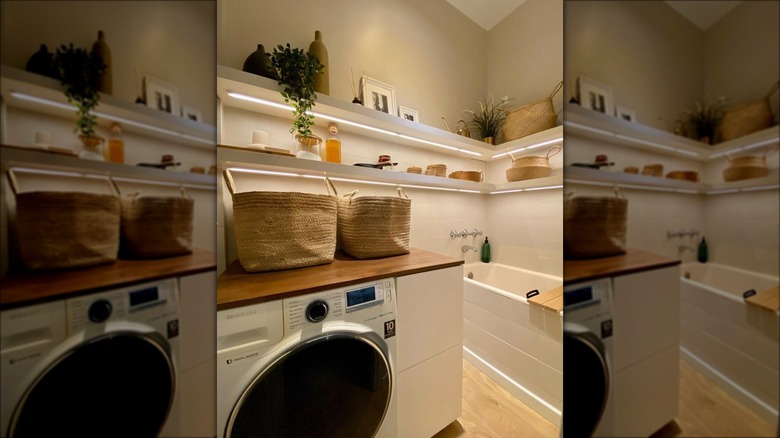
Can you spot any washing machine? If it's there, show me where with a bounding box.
[0,278,181,437]
[217,278,398,438]
[562,277,615,438]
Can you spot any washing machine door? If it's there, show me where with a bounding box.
[563,322,610,438]
[8,331,175,438]
[226,332,392,438]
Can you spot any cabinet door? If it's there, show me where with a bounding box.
[396,266,463,372]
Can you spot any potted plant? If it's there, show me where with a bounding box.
[683,95,726,145]
[464,95,513,145]
[53,43,106,158]
[270,43,324,158]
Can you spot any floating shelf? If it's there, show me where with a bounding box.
[565,103,779,162]
[1,65,216,148]
[218,145,562,194]
[217,66,562,162]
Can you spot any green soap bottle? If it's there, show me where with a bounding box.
[697,236,708,263]
[481,237,491,263]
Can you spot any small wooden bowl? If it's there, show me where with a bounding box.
[666,170,699,182]
[624,166,639,174]
[448,171,483,182]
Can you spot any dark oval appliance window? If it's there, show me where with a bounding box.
[227,333,392,438]
[8,331,175,438]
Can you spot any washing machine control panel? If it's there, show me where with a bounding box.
[344,283,385,313]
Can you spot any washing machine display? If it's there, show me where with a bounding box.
[218,279,398,438]
[1,278,180,438]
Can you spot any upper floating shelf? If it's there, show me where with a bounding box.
[217,65,563,162]
[1,65,216,148]
[565,103,779,162]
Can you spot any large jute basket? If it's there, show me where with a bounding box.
[502,81,563,142]
[564,189,628,259]
[722,147,776,182]
[336,186,411,259]
[719,81,779,142]
[116,182,194,258]
[7,170,120,271]
[223,169,337,272]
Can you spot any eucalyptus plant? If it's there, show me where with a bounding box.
[464,95,513,141]
[53,44,106,138]
[683,95,726,144]
[270,43,324,138]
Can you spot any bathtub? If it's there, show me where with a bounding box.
[462,262,562,426]
[679,262,779,425]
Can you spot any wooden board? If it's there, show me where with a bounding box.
[745,285,779,312]
[564,248,680,284]
[1,248,216,309]
[528,285,564,312]
[218,248,463,310]
[217,144,295,157]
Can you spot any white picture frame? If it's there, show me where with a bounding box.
[144,75,180,116]
[360,75,396,116]
[398,105,419,122]
[578,75,614,116]
[615,105,636,122]
[181,105,202,123]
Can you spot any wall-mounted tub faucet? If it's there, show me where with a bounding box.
[462,245,478,253]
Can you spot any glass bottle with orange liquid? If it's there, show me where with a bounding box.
[106,122,125,163]
[323,122,341,163]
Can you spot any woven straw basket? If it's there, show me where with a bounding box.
[564,189,628,259]
[719,81,779,142]
[7,170,120,271]
[223,169,337,272]
[506,146,560,182]
[502,81,563,142]
[425,164,447,177]
[336,186,411,259]
[117,183,194,258]
[722,147,776,182]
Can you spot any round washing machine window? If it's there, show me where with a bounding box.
[226,333,392,438]
[8,331,175,437]
[563,328,610,437]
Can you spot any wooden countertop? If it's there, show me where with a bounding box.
[746,286,779,312]
[528,285,563,313]
[218,248,463,310]
[1,248,216,309]
[564,248,680,285]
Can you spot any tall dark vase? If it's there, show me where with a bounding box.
[91,30,112,94]
[243,44,278,80]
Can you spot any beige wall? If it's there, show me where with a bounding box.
[1,1,216,125]
[488,0,564,123]
[704,1,780,123]
[564,1,704,129]
[218,0,488,131]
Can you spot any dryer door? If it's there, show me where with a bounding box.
[227,333,392,438]
[8,331,174,437]
[563,322,610,438]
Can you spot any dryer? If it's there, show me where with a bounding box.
[0,278,181,437]
[562,277,615,437]
[217,278,398,438]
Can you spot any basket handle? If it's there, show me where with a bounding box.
[180,185,191,199]
[5,169,20,195]
[107,175,122,196]
[613,187,625,199]
[223,169,237,196]
[397,187,410,199]
[549,81,564,99]
[343,190,358,200]
[766,80,780,99]
[546,145,562,159]
[324,177,338,196]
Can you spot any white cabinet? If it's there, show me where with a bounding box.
[396,266,463,438]
[611,266,680,437]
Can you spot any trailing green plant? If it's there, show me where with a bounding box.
[683,95,726,143]
[53,44,106,138]
[270,43,324,138]
[464,95,513,140]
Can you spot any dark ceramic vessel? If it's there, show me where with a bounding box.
[243,44,278,80]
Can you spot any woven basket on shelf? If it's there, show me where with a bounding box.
[719,81,779,142]
[7,169,120,271]
[722,147,776,182]
[407,166,422,174]
[502,81,562,142]
[564,189,628,259]
[223,169,337,272]
[118,184,194,258]
[448,171,483,182]
[642,164,664,177]
[336,186,411,259]
[425,164,447,177]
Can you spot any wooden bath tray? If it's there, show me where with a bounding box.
[745,286,779,312]
[528,285,563,313]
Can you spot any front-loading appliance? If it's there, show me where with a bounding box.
[562,277,615,437]
[217,278,398,438]
[0,278,181,437]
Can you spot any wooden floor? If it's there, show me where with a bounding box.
[432,358,777,438]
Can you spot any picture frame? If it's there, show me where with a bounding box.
[144,75,180,116]
[615,105,636,122]
[360,75,396,116]
[578,75,614,116]
[181,105,202,123]
[398,105,419,123]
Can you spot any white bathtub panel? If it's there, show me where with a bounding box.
[464,301,538,353]
[463,283,536,330]
[464,319,562,402]
[542,309,563,343]
[763,312,779,343]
